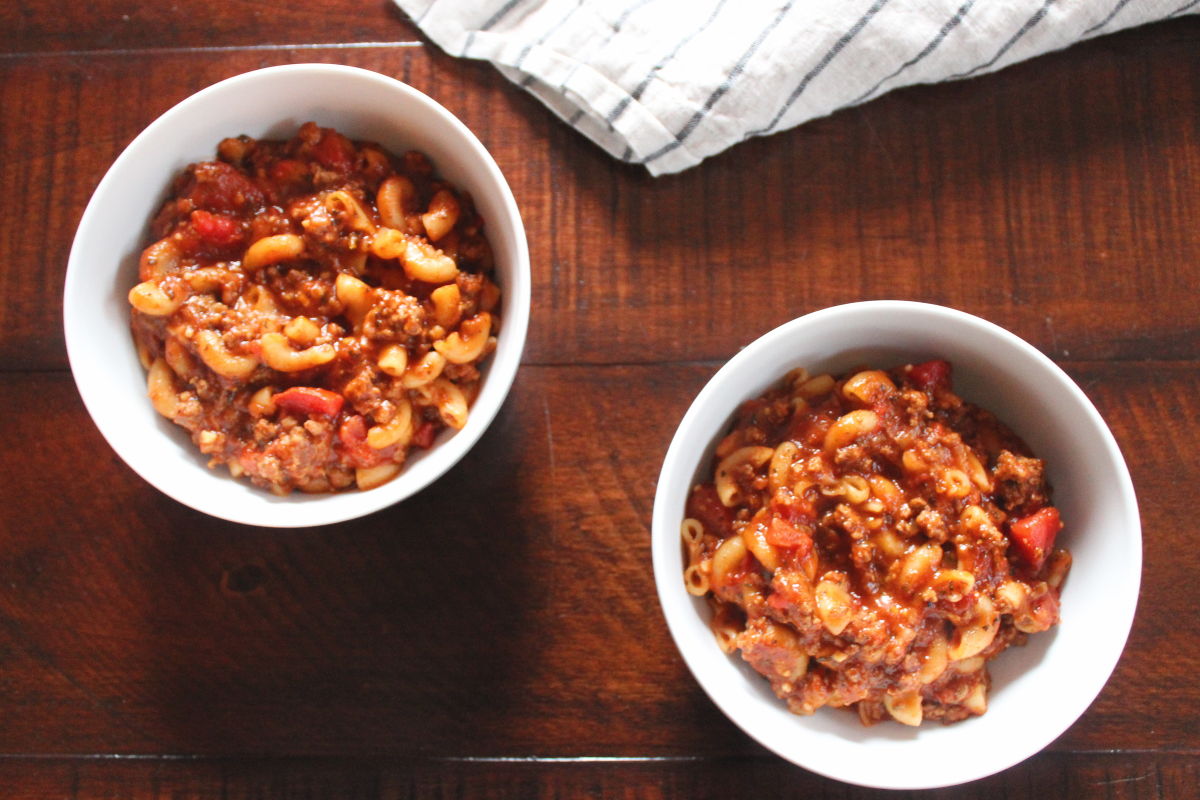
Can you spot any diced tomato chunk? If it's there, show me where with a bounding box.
[190,210,243,247]
[908,359,952,393]
[269,158,309,185]
[686,484,733,537]
[765,514,812,550]
[185,161,264,212]
[1007,506,1062,570]
[312,129,355,171]
[412,420,438,449]
[274,387,344,418]
[265,158,312,201]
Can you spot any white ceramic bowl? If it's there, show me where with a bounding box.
[652,301,1140,789]
[64,64,531,527]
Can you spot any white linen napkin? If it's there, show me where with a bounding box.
[396,0,1198,175]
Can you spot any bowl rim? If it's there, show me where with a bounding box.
[651,300,1141,789]
[63,63,531,527]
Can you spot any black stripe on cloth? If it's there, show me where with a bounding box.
[522,0,658,90]
[482,0,529,30]
[514,0,587,82]
[607,0,733,126]
[945,0,1057,81]
[613,0,659,31]
[463,0,531,56]
[847,0,976,107]
[1169,0,1199,16]
[750,0,893,139]
[638,0,797,165]
[1082,0,1135,35]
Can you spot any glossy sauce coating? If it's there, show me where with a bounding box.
[682,361,1070,725]
[129,123,500,494]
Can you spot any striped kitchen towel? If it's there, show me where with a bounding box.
[396,0,1199,176]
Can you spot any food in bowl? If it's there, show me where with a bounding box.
[127,121,500,494]
[680,359,1070,726]
[66,64,530,528]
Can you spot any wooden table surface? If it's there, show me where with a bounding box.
[2,3,1198,797]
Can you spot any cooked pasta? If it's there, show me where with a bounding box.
[128,122,500,494]
[681,360,1070,726]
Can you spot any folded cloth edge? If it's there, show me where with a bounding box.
[397,0,1200,176]
[402,6,709,174]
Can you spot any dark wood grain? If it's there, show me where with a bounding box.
[1,2,1198,796]
[0,363,1195,759]
[2,20,1199,370]
[0,752,1194,800]
[1,1,422,54]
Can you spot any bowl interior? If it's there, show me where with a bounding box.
[65,65,530,527]
[652,301,1140,789]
